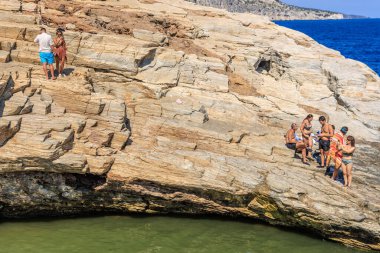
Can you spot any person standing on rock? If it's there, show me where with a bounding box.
[285,123,308,164]
[318,116,334,168]
[330,127,349,182]
[300,114,314,158]
[339,135,356,187]
[34,27,56,80]
[53,28,67,78]
[325,125,336,168]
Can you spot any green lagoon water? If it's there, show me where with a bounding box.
[0,216,362,253]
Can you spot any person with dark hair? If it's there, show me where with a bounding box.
[325,124,336,168]
[339,136,356,187]
[34,27,56,80]
[318,116,333,168]
[285,123,308,164]
[300,114,313,157]
[330,126,349,181]
[53,28,67,77]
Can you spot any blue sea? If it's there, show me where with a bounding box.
[275,19,380,76]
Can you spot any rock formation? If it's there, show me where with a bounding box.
[0,0,380,251]
[186,0,345,20]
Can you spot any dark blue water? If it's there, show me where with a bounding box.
[275,19,380,75]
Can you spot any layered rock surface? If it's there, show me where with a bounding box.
[0,0,380,250]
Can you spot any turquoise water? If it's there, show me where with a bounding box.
[275,19,380,75]
[0,216,362,253]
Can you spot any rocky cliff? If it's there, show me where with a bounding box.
[186,0,344,20]
[0,0,380,251]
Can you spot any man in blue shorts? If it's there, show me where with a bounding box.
[34,27,56,80]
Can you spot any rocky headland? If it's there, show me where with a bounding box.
[186,0,345,20]
[0,0,380,251]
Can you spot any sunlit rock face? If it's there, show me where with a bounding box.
[0,0,379,250]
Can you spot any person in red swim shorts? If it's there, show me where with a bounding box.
[330,127,348,181]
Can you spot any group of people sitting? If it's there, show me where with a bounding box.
[285,114,356,188]
[34,27,67,80]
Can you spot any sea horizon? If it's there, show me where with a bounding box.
[275,18,380,76]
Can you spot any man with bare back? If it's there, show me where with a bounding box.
[318,116,334,168]
[285,123,308,164]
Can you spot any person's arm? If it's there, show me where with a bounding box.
[300,121,305,133]
[328,124,334,137]
[50,37,55,51]
[63,38,67,49]
[34,35,39,43]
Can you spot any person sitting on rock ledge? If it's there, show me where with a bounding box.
[285,123,308,164]
[34,27,56,80]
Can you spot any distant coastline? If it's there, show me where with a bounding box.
[273,17,371,22]
[186,0,367,21]
[343,14,369,19]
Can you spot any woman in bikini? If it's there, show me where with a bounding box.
[53,28,67,77]
[300,114,313,157]
[339,135,356,187]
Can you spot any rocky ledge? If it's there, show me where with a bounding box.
[0,0,379,251]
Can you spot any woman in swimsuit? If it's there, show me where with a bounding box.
[300,114,313,157]
[339,135,355,187]
[53,28,67,77]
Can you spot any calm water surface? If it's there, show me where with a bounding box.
[0,216,362,253]
[275,19,380,75]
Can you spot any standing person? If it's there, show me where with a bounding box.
[318,116,334,168]
[34,27,56,80]
[330,127,349,181]
[325,125,335,168]
[53,28,67,77]
[339,136,356,187]
[300,114,313,157]
[285,123,308,164]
